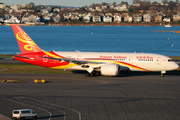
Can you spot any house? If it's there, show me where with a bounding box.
[93,16,101,22]
[5,8,14,13]
[102,5,107,10]
[53,8,61,13]
[40,9,49,14]
[132,3,140,7]
[173,14,180,21]
[52,14,60,22]
[114,14,122,23]
[0,3,6,9]
[71,14,79,22]
[154,13,164,22]
[114,5,128,11]
[124,15,132,22]
[43,15,53,22]
[10,5,19,12]
[133,14,142,22]
[95,6,102,12]
[103,15,113,22]
[19,9,27,13]
[63,13,72,21]
[22,14,38,23]
[4,16,20,23]
[83,13,92,22]
[4,14,11,20]
[143,14,151,22]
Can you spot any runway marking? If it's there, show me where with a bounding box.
[2,98,52,120]
[27,97,81,120]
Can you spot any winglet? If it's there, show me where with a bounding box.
[11,25,43,54]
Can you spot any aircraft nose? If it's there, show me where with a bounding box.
[174,63,179,70]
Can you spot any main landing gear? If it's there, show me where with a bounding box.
[85,71,101,77]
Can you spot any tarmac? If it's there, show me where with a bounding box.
[0,73,180,120]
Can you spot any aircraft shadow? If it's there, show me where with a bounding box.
[71,70,180,77]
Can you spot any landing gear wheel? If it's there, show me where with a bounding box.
[161,74,164,77]
[94,72,100,76]
[90,72,95,77]
[85,72,90,77]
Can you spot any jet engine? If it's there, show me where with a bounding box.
[101,64,120,76]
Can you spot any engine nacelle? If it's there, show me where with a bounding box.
[101,64,120,76]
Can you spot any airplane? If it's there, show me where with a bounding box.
[11,25,179,77]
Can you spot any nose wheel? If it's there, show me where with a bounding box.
[160,71,166,77]
[160,74,164,77]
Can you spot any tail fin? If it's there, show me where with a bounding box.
[11,25,43,54]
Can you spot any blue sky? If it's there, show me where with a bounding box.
[1,0,163,7]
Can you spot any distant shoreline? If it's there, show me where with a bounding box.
[1,22,180,26]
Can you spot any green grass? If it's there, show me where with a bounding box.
[0,64,73,74]
[0,54,14,58]
[169,56,180,60]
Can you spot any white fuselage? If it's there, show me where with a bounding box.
[54,51,179,72]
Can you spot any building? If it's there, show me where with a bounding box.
[143,14,151,22]
[93,16,101,22]
[22,14,38,23]
[103,15,113,22]
[124,15,132,22]
[173,14,180,21]
[133,14,142,22]
[114,14,122,22]
[154,13,164,22]
[83,13,92,22]
[0,3,6,9]
[4,16,20,23]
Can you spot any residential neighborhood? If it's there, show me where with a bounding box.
[0,1,180,25]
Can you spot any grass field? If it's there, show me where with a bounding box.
[0,64,73,74]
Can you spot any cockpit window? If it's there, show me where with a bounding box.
[168,59,172,62]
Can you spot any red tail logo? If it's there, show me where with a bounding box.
[11,25,43,54]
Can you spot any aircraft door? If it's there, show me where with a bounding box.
[129,56,133,64]
[77,55,81,60]
[156,57,161,65]
[43,55,48,62]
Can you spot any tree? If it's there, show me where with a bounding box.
[167,11,176,18]
[168,1,176,10]
[128,7,134,12]
[102,2,108,5]
[26,2,35,10]
[113,2,117,5]
[133,0,140,4]
[149,6,160,12]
